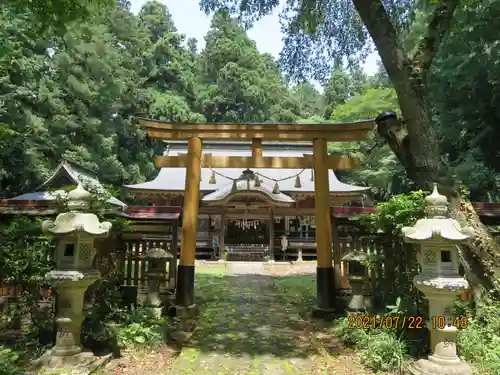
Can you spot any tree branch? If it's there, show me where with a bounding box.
[351,0,412,84]
[411,0,460,73]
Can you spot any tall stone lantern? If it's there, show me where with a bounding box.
[35,184,112,369]
[401,183,473,375]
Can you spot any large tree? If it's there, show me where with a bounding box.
[198,0,500,293]
[197,11,296,122]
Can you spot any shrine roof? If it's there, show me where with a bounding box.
[125,167,369,195]
[125,141,370,195]
[3,160,127,210]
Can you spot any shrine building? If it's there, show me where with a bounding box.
[125,140,372,261]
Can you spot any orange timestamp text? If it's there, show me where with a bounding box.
[347,315,469,330]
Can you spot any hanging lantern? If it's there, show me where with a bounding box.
[294,174,302,188]
[209,171,216,184]
[273,182,280,194]
[310,170,314,181]
[254,174,261,187]
[231,180,238,193]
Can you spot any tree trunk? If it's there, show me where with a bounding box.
[352,0,500,296]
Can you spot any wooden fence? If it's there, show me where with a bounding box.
[0,234,473,313]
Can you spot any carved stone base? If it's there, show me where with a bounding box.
[410,358,473,375]
[32,348,111,374]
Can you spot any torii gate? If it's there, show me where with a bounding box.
[138,119,374,317]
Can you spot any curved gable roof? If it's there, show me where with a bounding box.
[202,170,294,206]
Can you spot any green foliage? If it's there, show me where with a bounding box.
[197,11,298,123]
[330,88,400,123]
[0,216,55,289]
[355,191,427,322]
[457,295,500,374]
[358,190,427,236]
[332,318,408,373]
[109,307,168,348]
[3,0,116,31]
[0,347,20,375]
[428,0,500,201]
[324,84,412,201]
[199,0,420,81]
[288,82,325,119]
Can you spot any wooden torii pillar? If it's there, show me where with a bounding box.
[138,119,374,317]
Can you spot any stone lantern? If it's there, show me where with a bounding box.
[35,184,112,369]
[402,183,473,375]
[140,247,173,317]
[342,250,368,313]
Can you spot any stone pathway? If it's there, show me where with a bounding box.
[102,263,373,375]
[225,261,265,275]
[165,263,364,375]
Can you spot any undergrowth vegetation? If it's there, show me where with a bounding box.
[0,213,170,375]
[338,191,500,375]
[456,296,500,374]
[332,318,408,373]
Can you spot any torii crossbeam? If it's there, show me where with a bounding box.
[137,117,374,317]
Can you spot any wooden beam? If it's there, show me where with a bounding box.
[138,118,374,142]
[153,154,360,169]
[252,138,263,160]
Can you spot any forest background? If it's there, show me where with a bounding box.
[1,0,499,205]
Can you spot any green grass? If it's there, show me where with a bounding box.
[273,274,316,316]
[195,265,226,276]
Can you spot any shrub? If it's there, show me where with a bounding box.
[457,295,500,374]
[332,317,408,373]
[360,330,408,373]
[0,347,20,375]
[109,307,168,349]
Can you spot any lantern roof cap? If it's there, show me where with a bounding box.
[401,184,474,243]
[425,183,448,218]
[342,250,368,262]
[67,184,92,211]
[140,248,173,259]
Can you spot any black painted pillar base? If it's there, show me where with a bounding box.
[175,264,195,308]
[312,266,340,320]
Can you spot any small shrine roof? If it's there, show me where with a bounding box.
[202,170,295,206]
[3,160,127,210]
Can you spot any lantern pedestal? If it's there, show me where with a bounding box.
[32,272,105,369]
[410,278,472,375]
[411,358,473,375]
[346,275,366,313]
[145,276,163,318]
